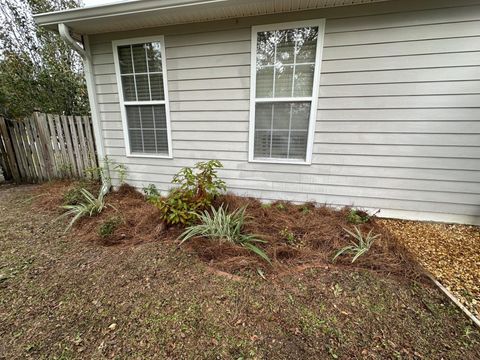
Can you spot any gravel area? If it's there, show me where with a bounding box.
[379,219,480,319]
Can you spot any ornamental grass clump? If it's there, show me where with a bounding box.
[60,188,109,231]
[178,205,270,263]
[333,226,380,263]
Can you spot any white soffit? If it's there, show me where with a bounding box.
[34,0,391,34]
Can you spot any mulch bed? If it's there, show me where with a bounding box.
[34,181,422,281]
[380,219,480,319]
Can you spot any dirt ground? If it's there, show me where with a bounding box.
[1,183,479,359]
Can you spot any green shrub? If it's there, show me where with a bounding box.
[84,157,127,185]
[275,203,286,211]
[157,189,197,225]
[143,184,161,204]
[333,226,380,263]
[63,181,98,206]
[59,189,109,231]
[114,164,127,184]
[346,209,371,224]
[156,160,226,226]
[84,165,103,180]
[178,205,270,263]
[300,205,311,215]
[98,216,122,238]
[63,186,85,206]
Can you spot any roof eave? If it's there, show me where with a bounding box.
[34,0,392,35]
[33,0,231,30]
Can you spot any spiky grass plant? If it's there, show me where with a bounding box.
[178,205,270,263]
[60,188,108,231]
[333,226,380,263]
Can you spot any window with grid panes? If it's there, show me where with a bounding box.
[115,40,170,155]
[250,22,323,162]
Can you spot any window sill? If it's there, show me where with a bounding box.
[126,153,173,159]
[248,158,311,166]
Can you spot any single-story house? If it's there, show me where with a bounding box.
[34,0,480,225]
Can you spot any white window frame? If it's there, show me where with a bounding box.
[112,35,173,159]
[248,19,326,165]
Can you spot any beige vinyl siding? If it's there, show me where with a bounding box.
[88,0,480,224]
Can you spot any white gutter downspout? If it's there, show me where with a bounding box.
[58,23,86,58]
[58,23,110,192]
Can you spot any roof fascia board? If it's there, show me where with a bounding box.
[33,0,231,27]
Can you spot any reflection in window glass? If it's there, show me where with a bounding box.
[255,27,318,99]
[117,41,168,155]
[254,102,311,159]
[253,26,319,161]
[125,105,168,154]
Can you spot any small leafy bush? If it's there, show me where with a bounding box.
[85,157,127,185]
[275,203,286,211]
[60,189,109,231]
[347,209,372,224]
[156,160,226,225]
[98,216,122,238]
[63,181,98,206]
[143,184,161,204]
[157,190,197,225]
[178,205,270,263]
[280,227,296,244]
[114,164,127,184]
[300,205,311,215]
[333,226,380,263]
[84,165,102,180]
[63,186,86,206]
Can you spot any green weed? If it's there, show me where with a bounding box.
[98,216,122,238]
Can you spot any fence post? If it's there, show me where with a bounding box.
[0,116,21,182]
[54,115,71,177]
[47,114,59,178]
[0,130,10,179]
[29,114,47,180]
[68,115,84,177]
[33,112,55,180]
[83,115,97,172]
[61,115,78,177]
[17,120,36,181]
[75,115,90,175]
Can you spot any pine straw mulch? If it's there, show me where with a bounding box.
[34,181,168,246]
[379,219,480,319]
[33,181,423,283]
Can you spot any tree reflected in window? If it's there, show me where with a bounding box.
[253,26,320,161]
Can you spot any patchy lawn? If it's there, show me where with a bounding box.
[0,183,479,359]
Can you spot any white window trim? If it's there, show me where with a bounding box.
[112,35,173,159]
[248,19,326,165]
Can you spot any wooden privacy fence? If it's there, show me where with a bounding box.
[0,113,98,183]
